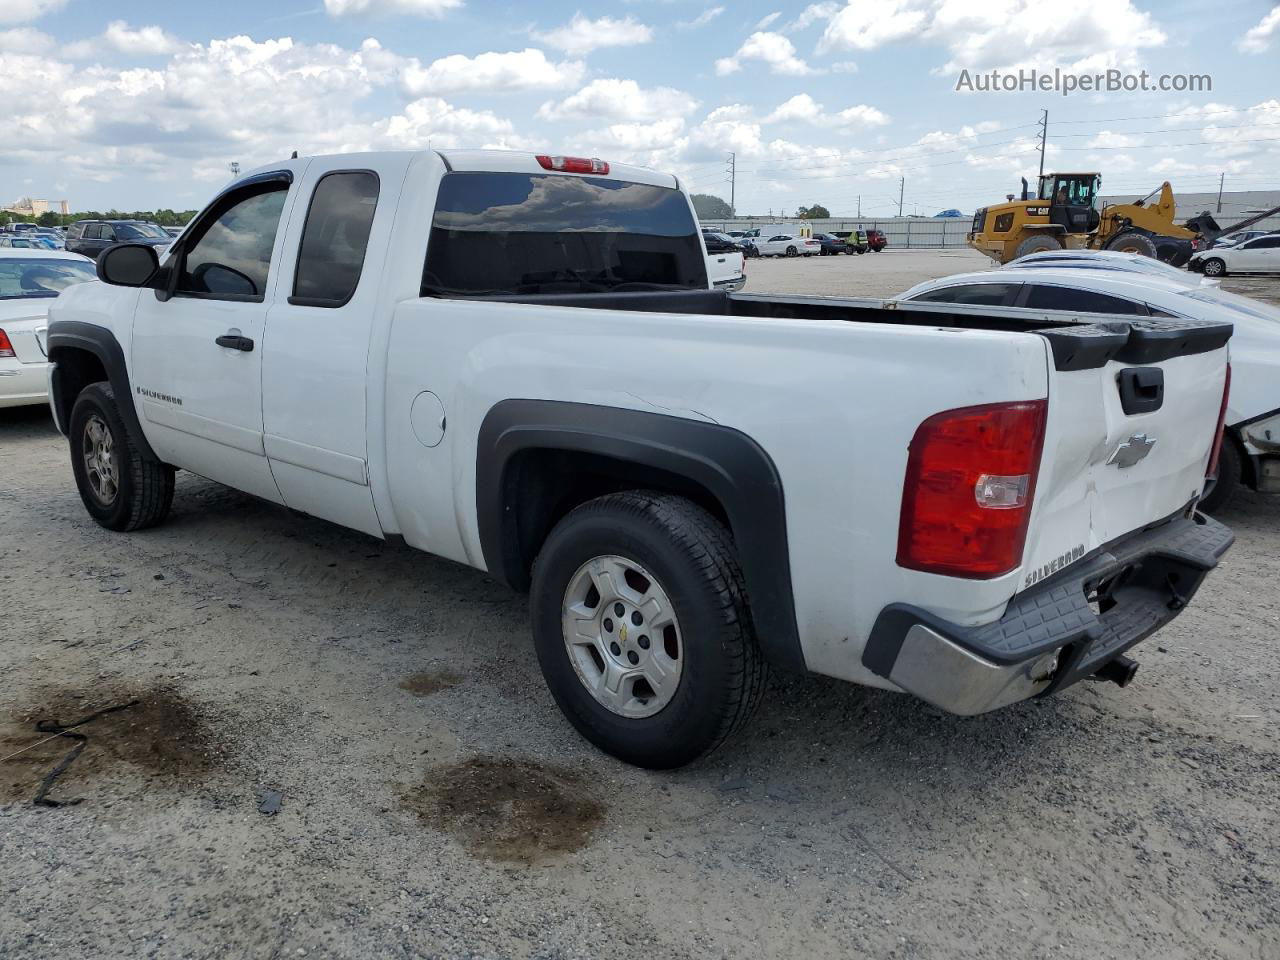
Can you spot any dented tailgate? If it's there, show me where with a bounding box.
[1021,319,1231,593]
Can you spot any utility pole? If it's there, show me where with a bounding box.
[897,177,904,217]
[1216,172,1225,213]
[1037,109,1048,179]
[726,152,736,215]
[856,195,861,217]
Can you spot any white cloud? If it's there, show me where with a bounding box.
[715,31,812,76]
[755,12,782,30]
[783,2,839,32]
[677,6,724,29]
[1239,6,1280,53]
[0,0,65,25]
[1086,131,1143,149]
[324,0,462,17]
[532,13,652,56]
[584,117,688,152]
[764,94,889,127]
[400,48,585,95]
[64,21,182,59]
[376,96,513,146]
[0,26,52,52]
[817,0,1166,72]
[538,78,698,122]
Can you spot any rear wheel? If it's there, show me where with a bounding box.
[1107,231,1159,259]
[1202,257,1227,277]
[1013,234,1063,259]
[785,245,798,257]
[69,382,174,531]
[530,492,766,769]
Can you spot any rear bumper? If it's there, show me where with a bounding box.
[863,511,1233,715]
[713,277,746,292]
[0,359,50,408]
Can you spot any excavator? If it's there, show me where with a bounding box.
[967,172,1280,266]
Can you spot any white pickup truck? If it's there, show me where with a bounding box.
[47,150,1234,768]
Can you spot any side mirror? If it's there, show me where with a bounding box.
[97,243,160,288]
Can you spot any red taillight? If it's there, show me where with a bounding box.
[536,155,610,175]
[898,399,1048,579]
[1206,363,1231,480]
[0,329,14,359]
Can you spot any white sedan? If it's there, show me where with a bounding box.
[898,265,1280,511]
[1190,234,1280,277]
[1,249,97,409]
[752,233,821,257]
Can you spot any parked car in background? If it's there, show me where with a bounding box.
[1210,229,1274,249]
[0,249,97,409]
[163,226,185,237]
[753,233,821,257]
[701,230,748,255]
[865,228,887,252]
[66,220,172,259]
[813,233,849,256]
[1005,249,1204,283]
[1190,235,1280,277]
[705,246,746,292]
[0,236,41,249]
[898,266,1280,511]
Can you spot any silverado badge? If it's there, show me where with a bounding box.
[1107,433,1157,469]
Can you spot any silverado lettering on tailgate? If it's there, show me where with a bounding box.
[1024,544,1086,588]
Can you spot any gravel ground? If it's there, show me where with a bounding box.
[1,253,1277,960]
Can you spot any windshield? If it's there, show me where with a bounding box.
[0,258,97,298]
[118,222,170,240]
[423,172,707,296]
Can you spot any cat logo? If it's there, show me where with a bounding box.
[1107,433,1157,469]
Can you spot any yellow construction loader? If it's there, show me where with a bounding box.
[969,173,1205,266]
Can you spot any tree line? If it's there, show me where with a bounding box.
[1,208,199,228]
[691,194,830,220]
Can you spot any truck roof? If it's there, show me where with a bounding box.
[240,149,678,191]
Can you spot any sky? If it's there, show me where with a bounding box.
[2,0,1279,217]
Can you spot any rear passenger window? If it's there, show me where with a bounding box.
[911,283,1017,306]
[291,171,380,306]
[1024,285,1144,315]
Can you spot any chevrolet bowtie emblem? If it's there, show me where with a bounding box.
[1107,433,1157,468]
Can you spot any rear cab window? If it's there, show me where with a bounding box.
[422,172,707,296]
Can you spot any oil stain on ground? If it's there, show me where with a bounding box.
[402,756,605,864]
[0,681,226,806]
[399,669,461,697]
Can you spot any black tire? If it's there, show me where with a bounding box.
[1107,231,1159,259]
[785,245,797,257]
[530,491,767,769]
[69,382,175,531]
[1199,435,1242,514]
[1013,234,1062,259]
[856,248,866,255]
[1201,257,1227,277]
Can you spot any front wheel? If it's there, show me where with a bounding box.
[1202,257,1226,277]
[530,492,766,769]
[785,245,798,257]
[69,382,175,531]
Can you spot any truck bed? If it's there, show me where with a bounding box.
[478,289,1232,372]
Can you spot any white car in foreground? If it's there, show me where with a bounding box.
[0,249,97,409]
[752,233,821,257]
[899,266,1280,511]
[1190,234,1280,277]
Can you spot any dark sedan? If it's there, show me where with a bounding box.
[814,233,850,256]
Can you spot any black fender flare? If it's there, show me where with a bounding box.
[476,399,805,673]
[46,319,159,462]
